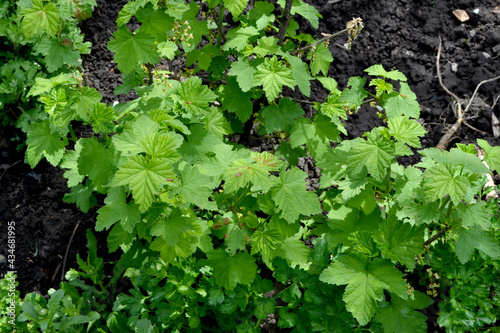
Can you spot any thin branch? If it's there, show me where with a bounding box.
[0,160,21,186]
[435,36,463,150]
[423,225,452,247]
[294,29,348,55]
[61,220,82,283]
[463,74,500,113]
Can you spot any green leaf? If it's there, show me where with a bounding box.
[254,298,276,320]
[223,152,279,193]
[365,64,407,81]
[113,115,160,156]
[383,83,420,119]
[284,54,312,97]
[96,187,141,232]
[78,138,118,187]
[373,215,424,270]
[223,26,259,52]
[347,131,395,182]
[275,141,306,166]
[339,76,367,110]
[89,103,116,134]
[453,201,491,228]
[157,41,178,60]
[274,237,311,266]
[396,200,441,226]
[388,116,426,148]
[370,78,394,96]
[69,86,102,122]
[248,1,275,30]
[477,139,500,173]
[61,140,85,187]
[272,167,322,223]
[107,27,159,74]
[110,155,176,212]
[374,293,432,333]
[21,0,59,38]
[223,0,249,17]
[423,163,470,205]
[419,147,490,175]
[254,56,295,102]
[319,253,407,326]
[218,77,253,122]
[254,36,280,57]
[136,5,174,42]
[26,120,68,168]
[227,58,257,93]
[455,226,500,264]
[176,76,217,115]
[307,42,333,76]
[251,229,283,266]
[28,73,76,97]
[142,133,182,161]
[63,183,97,213]
[206,250,257,290]
[34,38,81,73]
[202,109,232,138]
[150,209,192,247]
[178,125,224,163]
[290,114,340,158]
[172,164,217,210]
[393,165,423,203]
[199,144,250,179]
[260,97,304,134]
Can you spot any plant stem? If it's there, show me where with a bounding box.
[145,63,154,85]
[217,3,225,48]
[68,125,78,142]
[277,0,293,46]
[294,28,348,55]
[423,225,452,247]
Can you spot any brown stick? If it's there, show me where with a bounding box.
[61,220,82,282]
[435,37,463,151]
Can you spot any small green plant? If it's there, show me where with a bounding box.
[6,0,500,332]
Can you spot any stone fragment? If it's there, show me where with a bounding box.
[452,9,470,22]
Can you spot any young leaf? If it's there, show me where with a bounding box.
[110,155,176,212]
[175,76,217,115]
[259,97,304,134]
[61,140,85,187]
[339,76,367,110]
[107,27,159,74]
[21,0,59,38]
[34,38,81,73]
[227,58,257,93]
[383,83,420,119]
[218,77,253,122]
[455,226,500,264]
[248,1,275,30]
[223,154,278,193]
[274,237,311,266]
[69,86,102,122]
[319,253,408,326]
[423,163,470,205]
[373,215,424,270]
[171,164,217,210]
[96,187,141,232]
[365,64,408,81]
[374,292,432,333]
[198,144,250,179]
[63,183,97,213]
[26,120,68,168]
[272,167,322,223]
[223,26,259,52]
[78,138,118,188]
[251,229,283,266]
[347,131,395,182]
[223,0,250,18]
[254,56,295,102]
[388,116,426,148]
[307,42,333,76]
[113,115,160,156]
[285,54,312,97]
[290,114,340,158]
[205,249,257,290]
[477,139,500,172]
[89,103,116,134]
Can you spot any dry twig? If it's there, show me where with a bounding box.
[61,220,82,283]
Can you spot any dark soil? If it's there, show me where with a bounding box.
[1,0,500,331]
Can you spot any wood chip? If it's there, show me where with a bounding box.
[493,7,500,14]
[453,9,470,22]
